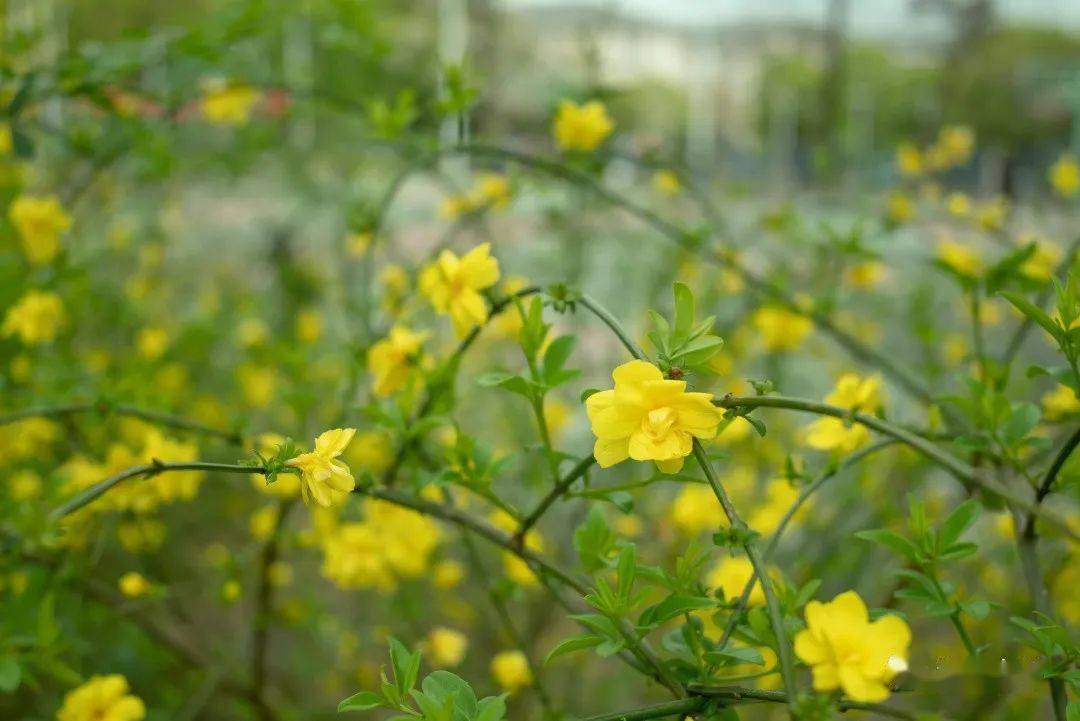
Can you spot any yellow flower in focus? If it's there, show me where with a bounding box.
[346,231,373,259]
[118,572,152,599]
[433,559,466,589]
[491,650,532,692]
[1042,384,1080,420]
[586,360,722,474]
[427,627,468,668]
[3,290,64,345]
[805,374,883,454]
[844,261,885,290]
[9,194,71,265]
[136,327,169,360]
[295,308,323,343]
[652,170,681,196]
[794,590,910,703]
[553,99,614,152]
[937,240,983,278]
[885,191,914,224]
[708,555,763,606]
[895,143,923,178]
[57,675,146,721]
[945,192,971,218]
[419,243,500,337]
[669,484,727,535]
[1050,154,1080,198]
[8,470,42,501]
[200,82,261,125]
[368,325,427,397]
[286,428,357,508]
[752,307,813,352]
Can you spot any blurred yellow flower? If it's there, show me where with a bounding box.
[222,579,242,602]
[752,307,812,352]
[794,590,910,702]
[1050,154,1080,198]
[805,374,883,454]
[432,559,466,589]
[895,143,923,178]
[9,194,71,265]
[976,198,1007,232]
[8,469,41,501]
[490,510,543,587]
[937,125,974,166]
[118,572,152,599]
[844,261,886,290]
[885,191,914,224]
[201,82,261,125]
[3,290,64,345]
[614,513,643,537]
[1019,239,1061,282]
[237,318,269,348]
[937,240,983,277]
[652,170,681,196]
[368,325,427,397]
[250,504,280,541]
[748,479,802,535]
[0,123,11,155]
[344,430,394,477]
[295,308,323,343]
[1042,384,1080,420]
[945,192,970,218]
[268,561,293,587]
[707,555,763,605]
[553,99,613,152]
[287,428,356,508]
[586,360,722,474]
[491,650,532,692]
[668,484,727,535]
[117,517,166,554]
[419,243,500,337]
[427,627,468,667]
[237,364,277,408]
[57,675,145,721]
[136,326,169,360]
[346,231,373,259]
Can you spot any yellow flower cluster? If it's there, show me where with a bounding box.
[419,243,500,337]
[707,555,764,606]
[894,125,974,178]
[440,173,512,219]
[795,590,910,702]
[586,360,722,473]
[57,675,145,721]
[9,194,71,265]
[3,290,65,345]
[286,428,357,507]
[368,325,427,397]
[805,374,883,454]
[937,239,983,278]
[553,99,614,152]
[320,499,441,591]
[200,81,262,125]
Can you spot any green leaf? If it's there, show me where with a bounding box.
[704,646,765,667]
[938,499,981,549]
[639,594,715,627]
[1066,701,1079,721]
[475,372,536,400]
[854,529,922,562]
[544,634,603,664]
[574,505,616,572]
[542,336,576,382]
[616,544,636,602]
[388,638,420,697]
[475,695,508,721]
[1001,292,1061,342]
[338,691,386,713]
[1001,403,1040,446]
[0,657,21,693]
[422,671,477,719]
[673,282,695,338]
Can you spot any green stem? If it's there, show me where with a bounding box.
[516,455,596,543]
[51,462,265,520]
[578,294,647,360]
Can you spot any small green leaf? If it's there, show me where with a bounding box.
[938,499,981,549]
[639,594,715,627]
[338,691,386,713]
[673,282,695,338]
[1001,292,1061,342]
[704,646,765,667]
[544,634,603,664]
[854,529,922,562]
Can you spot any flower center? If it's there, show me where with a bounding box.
[642,407,676,440]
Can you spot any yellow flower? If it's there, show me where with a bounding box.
[586,360,722,474]
[652,170,681,196]
[3,290,64,345]
[118,572,152,598]
[116,517,166,554]
[489,510,543,586]
[200,82,261,125]
[885,191,914,224]
[473,173,512,208]
[368,325,427,397]
[8,470,42,501]
[57,675,146,721]
[805,374,883,454]
[937,125,974,166]
[614,514,643,537]
[794,590,911,703]
[9,195,71,265]
[1019,239,1061,282]
[1042,384,1080,420]
[752,307,812,352]
[136,327,169,360]
[295,308,323,343]
[976,198,1007,232]
[937,240,983,278]
[1050,154,1080,198]
[222,580,242,602]
[286,429,357,508]
[553,99,614,152]
[748,479,802,535]
[419,243,500,337]
[668,485,727,535]
[268,561,293,587]
[945,192,970,218]
[843,261,885,290]
[0,123,11,155]
[250,434,301,498]
[433,559,466,589]
[237,364,276,408]
[346,231,373,259]
[427,627,468,667]
[344,430,394,476]
[895,143,923,178]
[707,555,763,606]
[250,504,279,541]
[491,650,532,692]
[237,318,269,348]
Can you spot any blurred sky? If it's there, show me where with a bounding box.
[502,0,1080,36]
